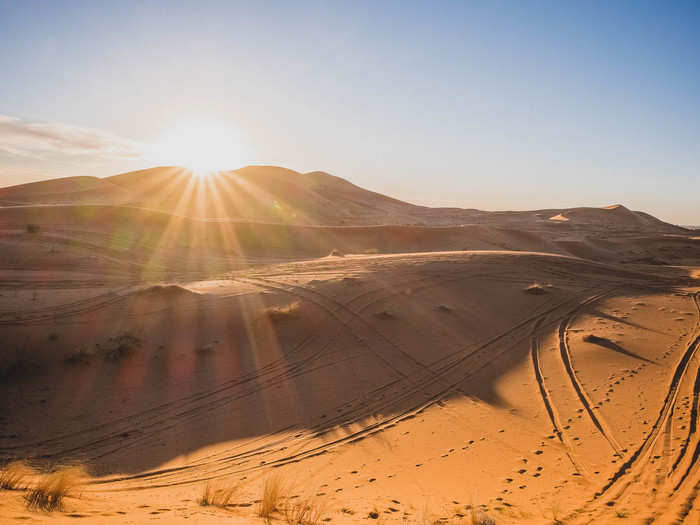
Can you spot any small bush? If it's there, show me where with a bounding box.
[25,466,85,512]
[26,224,40,234]
[329,248,344,257]
[0,461,33,490]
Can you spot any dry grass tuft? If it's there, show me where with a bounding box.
[283,496,327,525]
[470,508,496,525]
[0,461,33,490]
[199,481,239,508]
[329,248,344,257]
[24,466,85,512]
[258,474,289,520]
[263,302,301,322]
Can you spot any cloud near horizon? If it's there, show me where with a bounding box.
[0,114,144,160]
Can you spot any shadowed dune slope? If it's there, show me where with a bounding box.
[0,251,698,524]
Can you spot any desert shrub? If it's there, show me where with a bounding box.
[199,481,239,508]
[263,302,301,322]
[24,466,85,512]
[26,224,39,234]
[258,474,288,520]
[329,248,344,257]
[103,333,142,361]
[0,461,33,490]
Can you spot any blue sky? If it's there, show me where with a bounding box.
[1,1,699,223]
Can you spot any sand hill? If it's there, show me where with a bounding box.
[0,167,699,524]
[0,166,686,231]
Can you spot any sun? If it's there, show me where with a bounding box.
[149,118,242,173]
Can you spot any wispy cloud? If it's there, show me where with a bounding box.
[0,114,144,159]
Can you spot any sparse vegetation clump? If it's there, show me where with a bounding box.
[470,508,496,525]
[24,466,85,512]
[199,480,239,508]
[329,248,344,257]
[103,333,142,361]
[258,474,289,520]
[263,302,301,322]
[0,461,33,490]
[283,496,326,525]
[25,224,40,234]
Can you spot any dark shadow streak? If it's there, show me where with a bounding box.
[584,334,657,364]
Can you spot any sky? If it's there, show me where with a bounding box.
[1,1,699,224]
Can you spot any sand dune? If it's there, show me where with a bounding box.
[1,167,699,523]
[0,166,687,232]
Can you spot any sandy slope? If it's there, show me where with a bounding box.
[1,250,699,524]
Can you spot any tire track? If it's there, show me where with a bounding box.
[558,291,624,457]
[531,316,586,475]
[596,305,700,502]
[670,365,700,474]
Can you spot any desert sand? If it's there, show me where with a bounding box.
[1,167,699,524]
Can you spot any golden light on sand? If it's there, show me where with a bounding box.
[149,118,242,173]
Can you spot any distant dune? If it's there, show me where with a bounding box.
[0,166,686,232]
